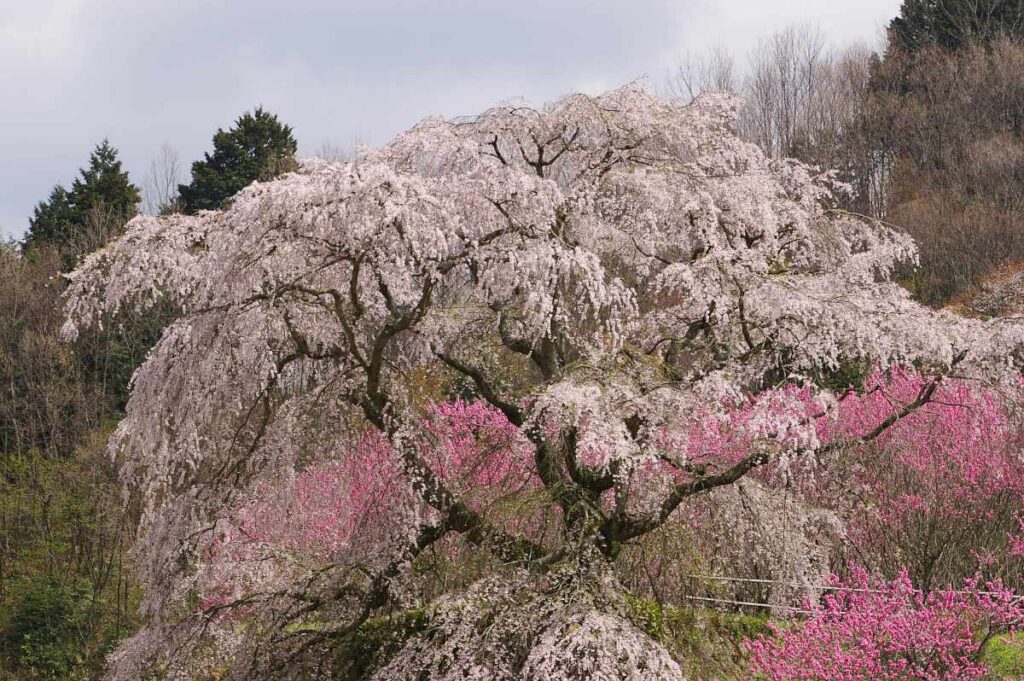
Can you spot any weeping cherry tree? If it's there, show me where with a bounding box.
[63,84,1024,680]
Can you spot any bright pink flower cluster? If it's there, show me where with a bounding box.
[421,399,535,493]
[790,370,1024,584]
[198,400,538,615]
[831,370,1021,523]
[1010,515,1024,557]
[229,428,404,558]
[748,568,1024,680]
[206,399,534,572]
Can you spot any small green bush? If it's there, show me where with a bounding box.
[332,609,429,680]
[626,598,773,680]
[1,579,91,680]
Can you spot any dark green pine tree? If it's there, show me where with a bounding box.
[24,186,76,252]
[23,140,140,261]
[69,140,141,225]
[890,0,1024,53]
[178,107,298,214]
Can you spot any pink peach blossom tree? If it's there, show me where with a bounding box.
[802,370,1024,592]
[748,568,1024,680]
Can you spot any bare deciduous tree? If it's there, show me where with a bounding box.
[313,138,365,164]
[142,144,182,215]
[665,46,738,101]
[668,27,883,217]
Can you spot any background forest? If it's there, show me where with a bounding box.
[7,1,1024,678]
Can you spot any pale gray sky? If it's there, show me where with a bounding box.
[0,0,899,240]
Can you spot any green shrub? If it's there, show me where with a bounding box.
[332,609,428,680]
[1,579,91,679]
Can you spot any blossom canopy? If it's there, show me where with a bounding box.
[63,83,1024,679]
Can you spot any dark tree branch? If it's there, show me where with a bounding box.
[608,372,947,543]
[435,351,524,426]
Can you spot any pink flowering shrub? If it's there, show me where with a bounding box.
[422,399,536,494]
[197,399,542,614]
[621,370,1024,612]
[803,370,1024,590]
[748,568,1024,680]
[230,430,406,558]
[196,428,414,614]
[1012,515,1024,557]
[833,371,1021,521]
[225,400,535,551]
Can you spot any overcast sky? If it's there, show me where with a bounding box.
[0,0,899,240]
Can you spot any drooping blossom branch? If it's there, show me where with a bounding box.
[63,84,1024,678]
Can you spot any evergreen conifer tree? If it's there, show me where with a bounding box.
[178,107,298,214]
[69,140,140,223]
[890,0,1024,52]
[24,186,75,251]
[24,140,140,262]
